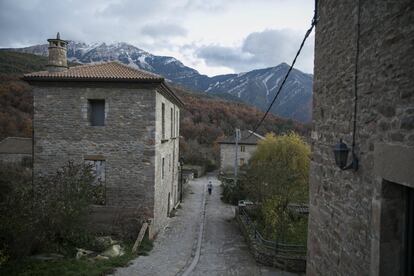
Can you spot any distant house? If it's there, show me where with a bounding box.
[0,137,32,166]
[23,33,184,236]
[218,130,264,174]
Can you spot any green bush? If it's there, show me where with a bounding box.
[243,132,310,243]
[220,178,247,205]
[0,161,95,260]
[0,163,38,259]
[205,159,218,172]
[35,161,95,246]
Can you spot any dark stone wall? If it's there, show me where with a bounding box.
[33,84,157,233]
[308,1,414,275]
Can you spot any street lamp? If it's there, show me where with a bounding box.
[333,139,358,171]
[179,157,184,202]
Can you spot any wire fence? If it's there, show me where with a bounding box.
[238,206,306,257]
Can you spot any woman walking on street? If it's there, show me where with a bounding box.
[207,181,213,195]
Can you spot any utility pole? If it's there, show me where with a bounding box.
[234,128,240,186]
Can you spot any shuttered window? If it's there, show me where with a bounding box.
[162,103,165,139]
[88,99,105,126]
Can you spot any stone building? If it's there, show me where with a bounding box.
[218,130,263,174]
[0,137,32,166]
[24,34,183,235]
[308,1,414,275]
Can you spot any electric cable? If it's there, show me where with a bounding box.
[248,0,318,138]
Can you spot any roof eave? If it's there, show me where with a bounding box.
[218,142,258,145]
[22,76,164,83]
[159,82,185,108]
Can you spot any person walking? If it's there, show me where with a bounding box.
[207,181,213,195]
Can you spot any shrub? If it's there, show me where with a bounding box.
[35,161,95,246]
[0,161,95,260]
[0,163,38,258]
[243,132,310,242]
[220,178,247,205]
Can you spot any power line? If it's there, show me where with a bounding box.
[248,0,318,137]
[352,0,360,155]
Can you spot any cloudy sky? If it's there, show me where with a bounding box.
[0,0,315,76]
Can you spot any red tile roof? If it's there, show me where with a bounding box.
[23,61,163,82]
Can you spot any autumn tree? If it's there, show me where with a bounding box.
[244,132,310,243]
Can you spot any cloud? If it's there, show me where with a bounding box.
[195,45,252,70]
[97,0,167,20]
[182,0,228,12]
[141,23,187,38]
[196,29,314,73]
[0,0,314,75]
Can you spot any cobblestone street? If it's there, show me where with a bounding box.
[115,174,298,276]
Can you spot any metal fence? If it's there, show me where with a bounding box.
[238,206,306,257]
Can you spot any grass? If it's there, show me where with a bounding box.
[248,208,308,246]
[0,238,154,276]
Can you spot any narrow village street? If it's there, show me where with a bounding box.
[115,174,298,276]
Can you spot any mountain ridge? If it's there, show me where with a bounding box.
[4,41,313,123]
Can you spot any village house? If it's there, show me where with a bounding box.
[308,1,413,275]
[23,33,184,236]
[218,130,264,174]
[0,137,32,166]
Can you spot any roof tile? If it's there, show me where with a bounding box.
[23,61,163,82]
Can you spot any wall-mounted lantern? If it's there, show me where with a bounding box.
[333,139,358,171]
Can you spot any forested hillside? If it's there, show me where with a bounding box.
[0,51,309,168]
[174,85,308,167]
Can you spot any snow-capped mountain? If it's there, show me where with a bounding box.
[9,41,313,123]
[205,64,313,123]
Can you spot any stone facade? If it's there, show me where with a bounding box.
[219,144,257,174]
[47,33,68,71]
[27,65,182,236]
[153,91,180,232]
[307,1,414,275]
[0,153,31,165]
[218,130,264,174]
[0,137,32,166]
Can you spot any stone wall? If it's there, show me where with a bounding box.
[0,153,31,165]
[153,91,180,233]
[33,83,157,234]
[220,144,257,173]
[308,1,414,275]
[47,42,68,70]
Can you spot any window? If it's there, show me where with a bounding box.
[162,103,165,140]
[84,159,106,205]
[176,110,179,136]
[240,158,245,166]
[171,107,174,138]
[240,145,246,152]
[162,157,165,179]
[88,99,105,126]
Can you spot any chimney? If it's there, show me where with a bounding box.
[46,32,68,72]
